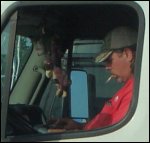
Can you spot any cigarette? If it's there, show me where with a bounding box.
[105,75,115,83]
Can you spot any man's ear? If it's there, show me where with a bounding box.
[123,48,133,62]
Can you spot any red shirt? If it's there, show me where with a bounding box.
[84,76,134,130]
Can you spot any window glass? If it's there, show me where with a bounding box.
[10,35,32,90]
[73,40,104,54]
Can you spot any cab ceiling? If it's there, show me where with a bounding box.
[16,5,138,41]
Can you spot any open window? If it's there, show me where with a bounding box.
[1,1,145,142]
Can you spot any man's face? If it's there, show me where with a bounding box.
[105,49,133,82]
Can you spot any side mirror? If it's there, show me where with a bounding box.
[70,70,89,123]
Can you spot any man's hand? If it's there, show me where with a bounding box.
[48,118,84,130]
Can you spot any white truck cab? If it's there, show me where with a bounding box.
[1,1,149,142]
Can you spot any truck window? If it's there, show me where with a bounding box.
[1,28,32,95]
[11,35,32,90]
[1,1,146,142]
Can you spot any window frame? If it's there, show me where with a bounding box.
[1,11,18,140]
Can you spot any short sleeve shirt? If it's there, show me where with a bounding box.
[84,76,134,130]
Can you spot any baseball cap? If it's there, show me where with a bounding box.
[95,26,137,63]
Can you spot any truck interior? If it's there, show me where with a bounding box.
[1,3,139,137]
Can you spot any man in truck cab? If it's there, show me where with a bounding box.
[48,26,137,131]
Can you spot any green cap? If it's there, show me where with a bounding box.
[95,27,137,63]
